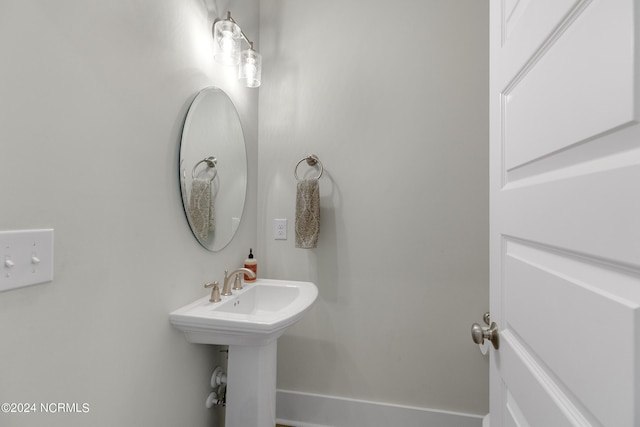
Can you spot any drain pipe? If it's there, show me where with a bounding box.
[206,366,227,408]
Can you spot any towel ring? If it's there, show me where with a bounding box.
[294,154,323,180]
[192,156,218,181]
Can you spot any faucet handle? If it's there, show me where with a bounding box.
[204,281,221,303]
[232,273,243,291]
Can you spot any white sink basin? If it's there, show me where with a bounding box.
[169,278,318,346]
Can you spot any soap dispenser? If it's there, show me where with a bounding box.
[244,249,257,282]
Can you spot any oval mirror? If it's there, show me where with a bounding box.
[179,86,247,251]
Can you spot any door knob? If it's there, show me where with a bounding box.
[471,316,499,350]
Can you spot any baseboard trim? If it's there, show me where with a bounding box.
[276,389,484,427]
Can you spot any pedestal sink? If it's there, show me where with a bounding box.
[169,279,318,427]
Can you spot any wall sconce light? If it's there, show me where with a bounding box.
[213,11,262,88]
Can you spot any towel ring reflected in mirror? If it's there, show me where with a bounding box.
[192,156,218,182]
[294,154,324,181]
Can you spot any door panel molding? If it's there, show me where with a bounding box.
[502,0,634,171]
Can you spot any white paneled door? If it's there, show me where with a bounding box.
[488,0,640,426]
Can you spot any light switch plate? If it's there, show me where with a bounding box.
[0,229,54,292]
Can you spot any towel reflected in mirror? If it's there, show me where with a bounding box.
[188,178,215,242]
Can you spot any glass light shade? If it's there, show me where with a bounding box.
[238,49,262,88]
[213,20,241,65]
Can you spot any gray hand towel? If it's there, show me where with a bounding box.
[295,178,320,249]
[188,178,215,241]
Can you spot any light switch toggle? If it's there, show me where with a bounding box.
[4,259,14,268]
[31,255,40,265]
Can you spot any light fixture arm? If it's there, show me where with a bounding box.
[226,12,256,51]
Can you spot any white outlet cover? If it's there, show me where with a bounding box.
[274,219,287,240]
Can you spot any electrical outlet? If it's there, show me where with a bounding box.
[274,219,287,240]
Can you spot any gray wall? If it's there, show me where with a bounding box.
[258,0,490,415]
[0,0,490,424]
[0,1,258,426]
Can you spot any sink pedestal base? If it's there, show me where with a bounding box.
[169,280,318,425]
[226,341,277,427]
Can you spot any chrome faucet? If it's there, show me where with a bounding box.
[221,268,256,296]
